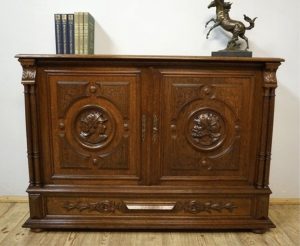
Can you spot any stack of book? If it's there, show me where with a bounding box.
[54,12,95,54]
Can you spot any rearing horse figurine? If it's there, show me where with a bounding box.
[206,0,257,50]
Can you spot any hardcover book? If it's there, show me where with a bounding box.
[68,14,75,54]
[83,13,95,54]
[61,14,68,54]
[54,14,63,54]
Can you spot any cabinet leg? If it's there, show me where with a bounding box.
[252,229,267,234]
[30,228,43,233]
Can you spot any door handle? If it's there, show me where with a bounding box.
[142,114,146,142]
[152,114,159,143]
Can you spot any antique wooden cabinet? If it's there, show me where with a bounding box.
[17,55,283,232]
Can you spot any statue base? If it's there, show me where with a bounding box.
[212,50,252,57]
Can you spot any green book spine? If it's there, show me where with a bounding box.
[83,13,95,54]
[74,13,79,54]
[78,12,84,54]
[61,14,68,54]
[88,14,95,54]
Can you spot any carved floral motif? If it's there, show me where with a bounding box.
[264,71,277,84]
[191,111,223,147]
[183,201,237,214]
[63,201,117,213]
[22,68,36,82]
[62,200,237,214]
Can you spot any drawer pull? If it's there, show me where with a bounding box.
[125,202,176,211]
[141,114,146,142]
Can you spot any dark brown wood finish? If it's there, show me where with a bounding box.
[17,55,283,232]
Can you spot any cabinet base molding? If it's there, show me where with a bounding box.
[23,218,275,231]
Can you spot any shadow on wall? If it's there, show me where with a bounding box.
[94,20,115,54]
[271,81,300,197]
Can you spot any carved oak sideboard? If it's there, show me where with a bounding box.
[17,55,283,232]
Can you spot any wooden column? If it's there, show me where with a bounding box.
[19,58,41,187]
[256,62,281,188]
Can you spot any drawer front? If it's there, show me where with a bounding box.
[153,69,260,185]
[40,69,142,185]
[46,195,254,219]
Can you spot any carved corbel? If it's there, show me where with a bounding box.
[263,63,280,88]
[19,58,36,84]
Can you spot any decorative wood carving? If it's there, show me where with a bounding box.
[174,84,201,116]
[264,72,277,84]
[163,76,244,173]
[22,69,36,83]
[200,85,216,98]
[182,200,237,214]
[63,200,117,213]
[62,200,237,214]
[57,81,89,118]
[77,108,109,145]
[263,63,280,87]
[60,136,90,168]
[95,141,128,169]
[96,82,130,117]
[190,110,224,149]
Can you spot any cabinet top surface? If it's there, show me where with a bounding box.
[16,54,284,63]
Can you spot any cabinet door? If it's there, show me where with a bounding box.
[153,69,260,186]
[40,68,142,185]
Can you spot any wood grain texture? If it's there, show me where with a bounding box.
[0,203,299,246]
[17,55,283,231]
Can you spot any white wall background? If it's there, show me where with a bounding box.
[0,0,299,198]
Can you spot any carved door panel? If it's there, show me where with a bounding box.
[153,69,258,186]
[43,69,142,185]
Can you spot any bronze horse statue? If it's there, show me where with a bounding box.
[206,0,257,50]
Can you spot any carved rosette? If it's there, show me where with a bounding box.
[200,85,215,98]
[187,109,225,151]
[73,106,114,149]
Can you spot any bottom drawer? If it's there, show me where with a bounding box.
[24,192,275,230]
[45,195,254,219]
